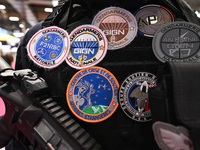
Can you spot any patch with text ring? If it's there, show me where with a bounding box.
[27,26,70,68]
[67,66,119,123]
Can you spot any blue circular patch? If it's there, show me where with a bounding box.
[35,33,64,61]
[67,66,119,123]
[27,26,70,68]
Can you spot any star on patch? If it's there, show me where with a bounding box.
[130,26,135,31]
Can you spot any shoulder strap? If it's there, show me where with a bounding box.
[166,62,200,128]
[42,1,72,28]
[175,0,200,25]
[58,0,72,29]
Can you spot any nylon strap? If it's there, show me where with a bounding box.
[168,62,200,150]
[42,0,72,28]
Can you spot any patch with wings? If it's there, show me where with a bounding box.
[118,72,157,122]
[153,121,194,150]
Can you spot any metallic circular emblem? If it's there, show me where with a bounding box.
[153,21,200,63]
[27,26,70,68]
[67,66,119,123]
[134,4,174,37]
[118,72,157,122]
[66,25,107,70]
[92,7,138,50]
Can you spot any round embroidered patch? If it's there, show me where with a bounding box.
[66,66,119,123]
[66,25,107,70]
[27,26,70,68]
[152,21,200,63]
[92,7,138,50]
[118,72,157,122]
[134,4,174,37]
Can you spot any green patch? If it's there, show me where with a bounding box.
[83,105,108,115]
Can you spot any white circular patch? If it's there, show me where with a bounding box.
[66,25,108,70]
[27,26,70,69]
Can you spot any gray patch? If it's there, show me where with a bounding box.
[152,21,200,63]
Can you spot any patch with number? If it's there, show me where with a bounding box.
[66,25,107,70]
[153,21,200,63]
[118,72,157,122]
[153,121,194,150]
[27,26,70,68]
[134,4,174,37]
[67,66,119,123]
[92,7,138,50]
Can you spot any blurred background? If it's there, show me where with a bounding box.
[0,0,58,68]
[0,0,200,68]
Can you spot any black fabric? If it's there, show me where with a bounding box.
[149,62,200,150]
[2,0,200,150]
[148,82,167,123]
[42,1,72,28]
[58,0,72,28]
[166,62,200,128]
[191,129,200,150]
